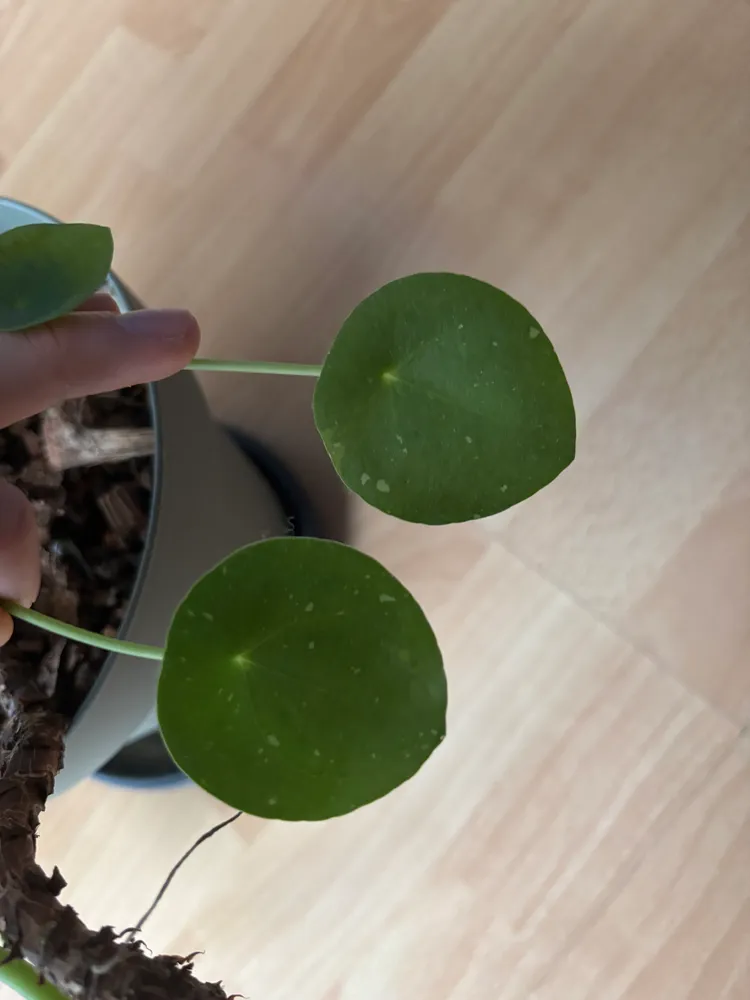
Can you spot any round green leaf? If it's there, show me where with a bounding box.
[0,223,114,332]
[313,273,576,525]
[158,537,446,821]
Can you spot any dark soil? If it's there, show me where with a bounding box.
[0,387,153,721]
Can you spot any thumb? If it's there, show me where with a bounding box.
[0,480,40,645]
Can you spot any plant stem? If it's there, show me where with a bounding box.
[187,358,322,377]
[0,951,67,1000]
[1,601,164,662]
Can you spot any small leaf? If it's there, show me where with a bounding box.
[158,538,446,821]
[0,223,114,332]
[313,273,576,524]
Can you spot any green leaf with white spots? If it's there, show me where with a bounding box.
[0,223,114,332]
[313,273,576,525]
[158,537,446,821]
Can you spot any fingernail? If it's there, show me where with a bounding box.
[116,309,199,344]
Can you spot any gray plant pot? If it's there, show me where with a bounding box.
[0,198,301,793]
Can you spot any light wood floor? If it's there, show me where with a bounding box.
[2,1,750,997]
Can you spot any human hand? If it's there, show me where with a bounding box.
[0,296,199,643]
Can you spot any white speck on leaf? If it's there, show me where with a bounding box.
[396,434,403,444]
[314,749,321,757]
[267,734,280,747]
[268,797,278,806]
[379,594,396,603]
[501,484,508,492]
[458,323,464,330]
[492,340,498,347]
[202,612,214,622]
[186,610,196,618]
[465,435,473,444]
[529,326,541,339]
[308,640,315,649]
[376,479,390,493]
[371,752,378,759]
[361,472,370,485]
[305,602,314,612]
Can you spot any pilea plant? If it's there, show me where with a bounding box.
[0,223,575,999]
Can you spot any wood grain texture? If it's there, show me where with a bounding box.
[2,0,750,997]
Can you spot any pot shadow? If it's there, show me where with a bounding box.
[188,185,398,544]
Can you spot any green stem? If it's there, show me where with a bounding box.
[1,601,164,662]
[187,358,322,377]
[0,951,67,1000]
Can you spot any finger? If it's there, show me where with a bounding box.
[0,480,40,605]
[0,309,200,427]
[75,293,121,314]
[0,480,40,645]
